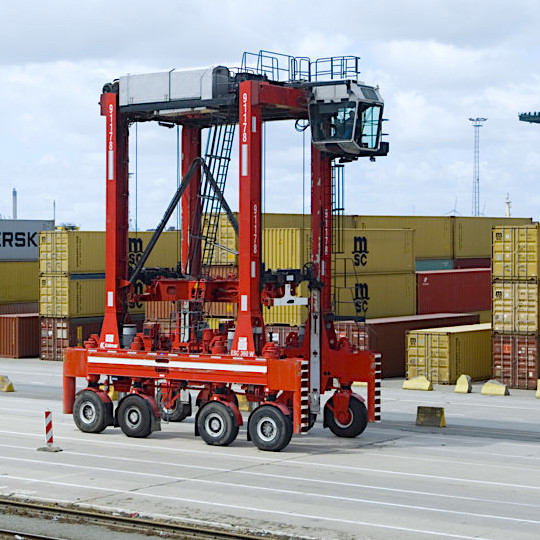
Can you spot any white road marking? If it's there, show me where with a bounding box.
[0,370,60,377]
[0,429,284,463]
[383,397,540,411]
[2,456,540,525]
[1,443,540,510]
[360,451,540,472]
[1,429,540,491]
[0,475,502,539]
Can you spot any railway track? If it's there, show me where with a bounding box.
[0,497,298,540]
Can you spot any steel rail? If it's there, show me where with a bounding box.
[0,529,63,540]
[0,497,299,540]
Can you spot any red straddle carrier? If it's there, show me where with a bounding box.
[63,51,387,451]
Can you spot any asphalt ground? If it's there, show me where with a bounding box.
[1,357,540,539]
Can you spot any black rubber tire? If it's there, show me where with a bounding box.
[156,388,192,422]
[324,397,368,438]
[117,395,153,438]
[73,390,109,433]
[197,402,239,446]
[248,405,292,452]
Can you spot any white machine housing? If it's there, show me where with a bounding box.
[119,66,231,106]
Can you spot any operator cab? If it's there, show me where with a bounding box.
[309,81,388,161]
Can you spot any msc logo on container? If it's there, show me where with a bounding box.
[352,236,369,267]
[354,282,369,313]
[128,237,145,266]
[128,237,146,309]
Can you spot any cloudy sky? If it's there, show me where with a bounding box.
[1,0,539,230]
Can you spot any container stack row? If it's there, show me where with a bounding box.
[0,220,54,357]
[491,224,540,389]
[38,230,181,360]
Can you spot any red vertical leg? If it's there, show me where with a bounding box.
[309,147,333,412]
[99,92,129,349]
[311,147,333,315]
[181,127,202,276]
[231,80,264,357]
[63,374,76,414]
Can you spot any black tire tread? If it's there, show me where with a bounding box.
[73,390,108,434]
[117,394,153,438]
[197,401,238,446]
[248,405,292,452]
[324,396,368,438]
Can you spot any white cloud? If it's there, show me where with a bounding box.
[1,0,540,228]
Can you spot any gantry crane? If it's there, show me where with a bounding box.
[63,51,388,451]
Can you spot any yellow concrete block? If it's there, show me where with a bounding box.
[403,376,432,391]
[108,386,118,401]
[455,374,472,394]
[416,406,446,427]
[481,379,509,396]
[536,380,540,399]
[237,393,250,412]
[0,376,14,392]
[99,384,118,401]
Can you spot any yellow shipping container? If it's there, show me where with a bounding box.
[406,323,492,384]
[492,281,539,334]
[39,231,181,274]
[0,261,39,304]
[208,215,238,265]
[455,217,532,259]
[492,224,540,281]
[492,226,514,280]
[334,228,414,275]
[262,228,308,268]
[262,228,309,325]
[213,216,311,266]
[350,216,453,259]
[40,274,145,318]
[333,272,416,319]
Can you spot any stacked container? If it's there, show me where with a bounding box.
[0,220,54,310]
[406,323,492,384]
[491,225,540,388]
[333,228,416,319]
[333,313,480,378]
[38,230,180,360]
[416,269,491,316]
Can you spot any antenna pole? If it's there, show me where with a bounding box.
[469,117,487,216]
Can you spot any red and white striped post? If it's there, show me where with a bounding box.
[37,410,62,452]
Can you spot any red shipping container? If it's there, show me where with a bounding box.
[492,334,538,390]
[0,302,39,315]
[453,258,491,269]
[336,313,481,377]
[40,315,145,361]
[417,269,491,315]
[268,314,479,378]
[0,314,40,358]
[40,317,103,361]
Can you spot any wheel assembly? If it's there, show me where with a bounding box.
[248,405,292,452]
[73,389,112,433]
[156,388,192,422]
[196,401,239,446]
[117,394,153,438]
[324,396,368,438]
